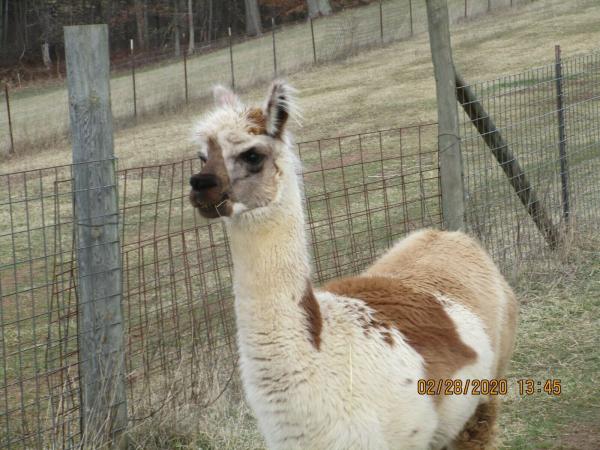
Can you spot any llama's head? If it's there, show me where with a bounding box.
[189,80,299,220]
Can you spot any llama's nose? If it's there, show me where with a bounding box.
[190,174,219,191]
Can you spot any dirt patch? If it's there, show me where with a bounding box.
[559,422,600,450]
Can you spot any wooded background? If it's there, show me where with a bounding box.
[0,0,371,75]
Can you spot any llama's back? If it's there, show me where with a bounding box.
[364,228,518,378]
[360,229,518,448]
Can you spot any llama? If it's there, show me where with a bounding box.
[188,81,518,450]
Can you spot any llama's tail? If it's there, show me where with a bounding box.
[452,397,500,450]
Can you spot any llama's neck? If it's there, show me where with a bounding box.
[226,170,313,351]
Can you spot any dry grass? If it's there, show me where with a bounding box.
[499,234,600,449]
[3,0,600,173]
[1,0,599,447]
[122,234,600,450]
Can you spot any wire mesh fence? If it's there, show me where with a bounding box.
[459,49,600,275]
[0,121,441,448]
[0,0,529,155]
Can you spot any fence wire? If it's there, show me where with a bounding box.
[0,0,529,155]
[0,121,440,448]
[459,50,600,273]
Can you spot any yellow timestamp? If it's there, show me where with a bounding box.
[517,379,561,396]
[417,378,562,396]
[417,379,508,396]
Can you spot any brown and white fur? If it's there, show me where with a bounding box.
[188,81,518,450]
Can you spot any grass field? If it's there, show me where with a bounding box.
[2,0,600,174]
[0,0,497,155]
[1,0,599,447]
[126,238,600,450]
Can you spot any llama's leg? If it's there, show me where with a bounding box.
[451,397,500,450]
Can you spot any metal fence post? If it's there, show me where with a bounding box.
[64,24,128,449]
[379,0,384,44]
[183,34,189,104]
[4,83,15,155]
[554,44,570,224]
[426,0,465,231]
[130,39,137,118]
[272,18,277,76]
[310,18,317,64]
[464,0,467,18]
[409,0,414,36]
[228,27,235,89]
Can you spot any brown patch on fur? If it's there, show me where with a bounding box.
[452,399,499,450]
[246,108,267,135]
[299,281,322,350]
[381,331,394,346]
[204,137,231,185]
[365,230,519,379]
[323,276,477,382]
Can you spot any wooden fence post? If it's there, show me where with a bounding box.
[64,24,128,449]
[554,45,570,224]
[426,0,465,231]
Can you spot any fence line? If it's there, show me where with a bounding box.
[0,121,441,448]
[0,0,528,155]
[1,44,600,449]
[459,48,600,271]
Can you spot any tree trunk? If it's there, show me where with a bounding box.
[174,0,181,56]
[187,0,195,54]
[134,0,147,49]
[307,0,332,18]
[244,0,261,36]
[143,0,149,46]
[41,41,51,69]
[317,0,332,15]
[207,0,213,42]
[39,2,53,68]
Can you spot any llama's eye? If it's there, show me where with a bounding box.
[198,152,207,163]
[240,148,265,166]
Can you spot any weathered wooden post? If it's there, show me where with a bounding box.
[554,45,570,224]
[426,0,465,230]
[64,24,128,449]
[455,72,561,248]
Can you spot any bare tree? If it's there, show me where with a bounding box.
[187,0,194,54]
[244,0,261,36]
[134,0,148,49]
[173,0,181,56]
[307,0,331,18]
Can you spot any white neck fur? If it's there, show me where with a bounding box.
[226,154,312,348]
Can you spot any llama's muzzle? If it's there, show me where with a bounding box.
[189,174,232,218]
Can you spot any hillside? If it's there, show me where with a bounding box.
[3,0,600,174]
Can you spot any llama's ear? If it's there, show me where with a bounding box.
[263,80,297,139]
[213,84,241,108]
